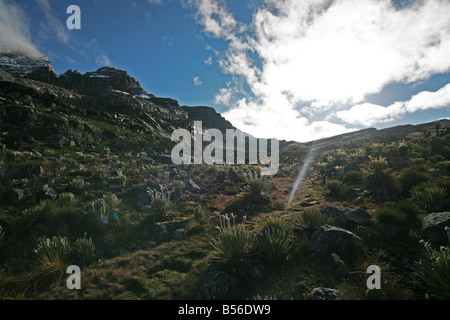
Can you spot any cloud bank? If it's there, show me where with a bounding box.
[190,0,450,142]
[0,0,41,56]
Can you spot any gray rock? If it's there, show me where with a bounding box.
[343,208,373,228]
[421,212,450,242]
[322,206,373,229]
[173,228,188,239]
[356,225,373,240]
[321,206,352,221]
[185,179,200,193]
[331,253,346,269]
[310,287,342,300]
[8,188,24,203]
[310,225,363,259]
[43,184,58,198]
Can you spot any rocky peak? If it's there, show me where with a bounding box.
[0,48,55,79]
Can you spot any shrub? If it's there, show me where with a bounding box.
[244,179,266,200]
[148,191,173,221]
[34,236,72,278]
[67,179,85,193]
[393,200,420,222]
[256,217,292,264]
[58,192,77,207]
[325,179,343,197]
[414,186,447,212]
[334,166,345,180]
[257,228,292,264]
[71,234,96,267]
[368,156,388,174]
[373,207,406,224]
[296,207,334,230]
[338,275,412,300]
[88,194,123,226]
[343,170,362,185]
[193,206,207,225]
[399,169,431,193]
[260,216,285,234]
[414,237,450,300]
[209,214,253,273]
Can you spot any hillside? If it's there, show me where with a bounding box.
[0,50,449,301]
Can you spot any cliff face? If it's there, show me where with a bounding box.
[182,106,236,132]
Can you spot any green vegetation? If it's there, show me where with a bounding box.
[295,207,334,230]
[0,81,449,300]
[414,235,450,300]
[209,214,254,273]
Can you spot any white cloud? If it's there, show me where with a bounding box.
[96,54,112,66]
[193,76,202,86]
[336,83,450,126]
[148,0,163,4]
[0,0,41,56]
[190,0,450,142]
[204,55,212,65]
[35,0,71,45]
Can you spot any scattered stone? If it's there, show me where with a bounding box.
[310,287,342,300]
[421,212,450,242]
[43,184,58,198]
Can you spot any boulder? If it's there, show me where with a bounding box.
[421,212,450,243]
[310,225,363,259]
[321,207,373,229]
[8,188,24,203]
[310,287,342,300]
[185,179,200,193]
[173,228,188,240]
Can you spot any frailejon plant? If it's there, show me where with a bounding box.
[257,227,293,265]
[34,236,72,279]
[296,207,334,231]
[413,186,447,213]
[71,233,96,267]
[209,214,253,273]
[244,178,267,201]
[148,189,174,221]
[414,232,450,300]
[325,179,343,197]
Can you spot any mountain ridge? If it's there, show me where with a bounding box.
[0,49,448,152]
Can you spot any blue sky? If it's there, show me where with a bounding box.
[0,0,449,142]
